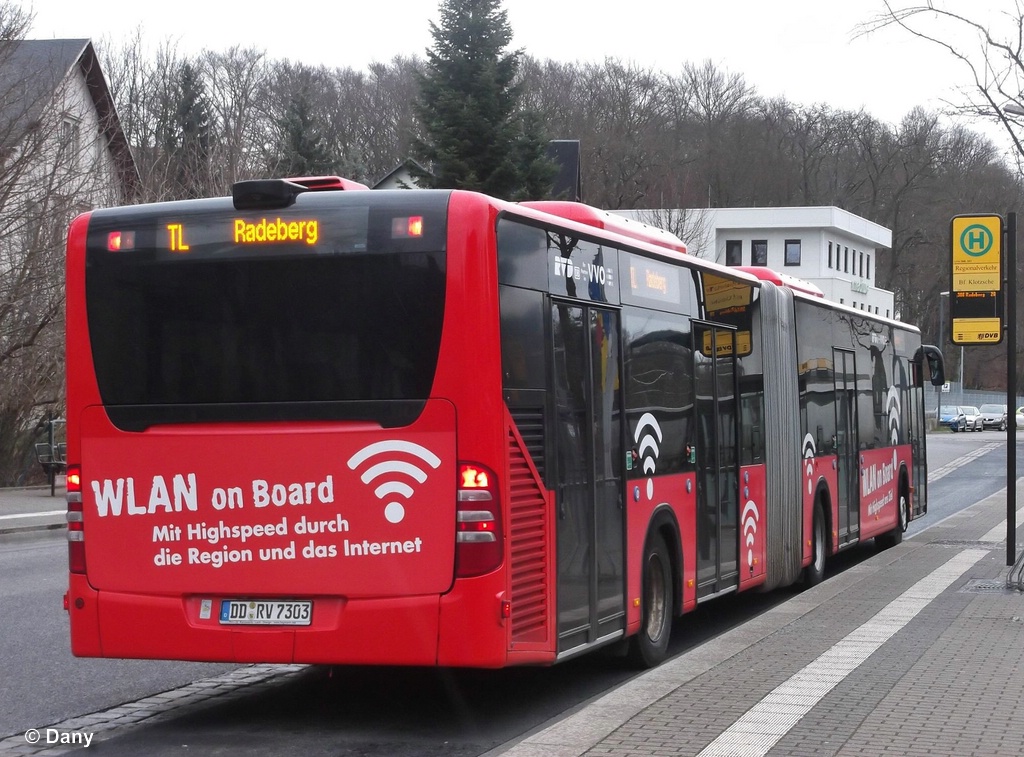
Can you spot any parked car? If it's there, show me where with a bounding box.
[1016,407,1024,428]
[939,405,967,432]
[979,403,1008,431]
[961,406,982,432]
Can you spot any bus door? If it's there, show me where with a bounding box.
[833,348,860,542]
[551,302,625,655]
[694,324,740,600]
[905,357,928,517]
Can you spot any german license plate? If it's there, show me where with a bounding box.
[219,599,312,626]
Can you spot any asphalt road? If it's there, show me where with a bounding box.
[1,429,1012,756]
[0,531,238,739]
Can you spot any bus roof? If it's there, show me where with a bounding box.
[735,266,825,297]
[519,200,688,255]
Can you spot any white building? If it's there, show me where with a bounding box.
[1,39,139,210]
[615,206,897,319]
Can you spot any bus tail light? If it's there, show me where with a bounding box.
[66,464,86,574]
[456,462,503,578]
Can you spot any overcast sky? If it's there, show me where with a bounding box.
[26,0,1006,128]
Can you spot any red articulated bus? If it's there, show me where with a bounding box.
[64,177,945,667]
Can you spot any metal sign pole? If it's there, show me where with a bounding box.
[1008,212,1017,567]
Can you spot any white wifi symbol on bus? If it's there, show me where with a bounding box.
[886,387,902,446]
[742,500,760,569]
[346,441,441,524]
[802,433,817,496]
[634,413,663,501]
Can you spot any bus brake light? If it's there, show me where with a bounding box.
[66,464,86,574]
[392,216,424,239]
[107,231,134,252]
[456,462,502,578]
[460,465,489,489]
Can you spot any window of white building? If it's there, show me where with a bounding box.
[60,115,81,167]
[784,239,801,266]
[752,239,767,266]
[726,239,742,266]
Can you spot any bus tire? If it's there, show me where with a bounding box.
[877,485,908,550]
[628,533,673,669]
[803,503,826,587]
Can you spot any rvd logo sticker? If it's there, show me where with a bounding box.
[347,441,441,524]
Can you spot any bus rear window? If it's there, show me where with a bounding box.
[84,194,448,430]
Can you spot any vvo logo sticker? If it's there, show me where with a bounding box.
[347,441,441,524]
[553,256,615,288]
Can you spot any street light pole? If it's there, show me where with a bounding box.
[939,291,948,418]
[960,345,964,404]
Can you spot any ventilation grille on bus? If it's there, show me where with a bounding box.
[509,407,546,481]
[508,427,549,644]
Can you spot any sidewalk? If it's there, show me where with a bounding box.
[494,487,1024,757]
[0,480,66,535]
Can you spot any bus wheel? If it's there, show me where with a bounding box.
[628,534,673,669]
[803,503,826,587]
[877,487,908,550]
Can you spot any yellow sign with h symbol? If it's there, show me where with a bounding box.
[952,215,1001,291]
[950,214,1003,345]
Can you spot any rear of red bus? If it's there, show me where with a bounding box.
[64,182,514,666]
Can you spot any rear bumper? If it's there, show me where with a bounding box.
[68,574,444,665]
[66,571,528,667]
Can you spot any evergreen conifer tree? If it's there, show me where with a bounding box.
[412,0,555,200]
[175,63,213,197]
[277,83,333,178]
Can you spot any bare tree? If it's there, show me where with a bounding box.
[862,2,1024,168]
[361,56,425,184]
[519,58,692,208]
[0,27,127,483]
[101,35,192,200]
[862,2,1024,390]
[201,45,270,188]
[669,60,757,208]
[628,207,715,260]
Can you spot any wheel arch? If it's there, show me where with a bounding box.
[813,479,834,559]
[647,503,683,618]
[899,463,912,523]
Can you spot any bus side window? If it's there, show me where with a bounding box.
[623,308,695,476]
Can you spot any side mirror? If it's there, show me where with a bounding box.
[916,345,945,387]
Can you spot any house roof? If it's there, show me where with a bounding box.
[0,39,140,200]
[373,158,429,189]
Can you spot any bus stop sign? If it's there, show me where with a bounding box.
[950,214,1003,345]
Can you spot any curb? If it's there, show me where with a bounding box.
[0,522,66,537]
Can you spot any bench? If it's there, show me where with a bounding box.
[34,441,66,496]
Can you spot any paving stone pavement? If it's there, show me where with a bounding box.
[492,489,1024,757]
